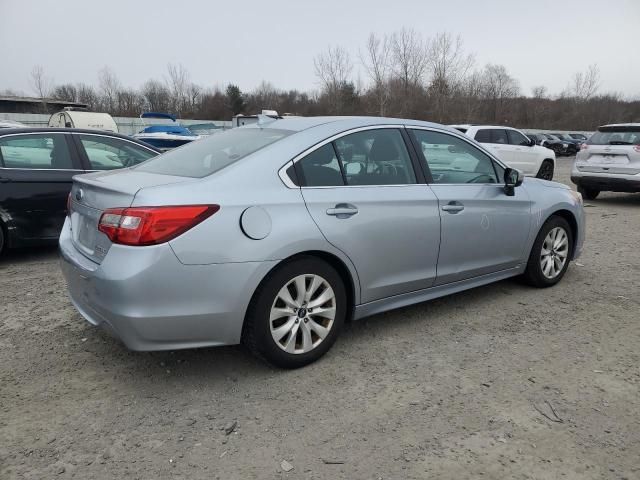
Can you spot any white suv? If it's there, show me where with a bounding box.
[452,125,556,180]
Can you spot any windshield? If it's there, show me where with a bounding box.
[134,127,292,177]
[588,128,640,145]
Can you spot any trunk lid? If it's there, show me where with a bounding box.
[577,126,640,175]
[68,169,190,263]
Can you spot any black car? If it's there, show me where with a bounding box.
[552,133,582,154]
[524,133,565,155]
[0,128,160,255]
[569,133,589,142]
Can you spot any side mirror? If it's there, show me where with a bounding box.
[504,168,523,196]
[528,138,536,147]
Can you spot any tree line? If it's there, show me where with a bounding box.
[16,29,640,130]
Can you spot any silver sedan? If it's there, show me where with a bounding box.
[60,116,585,368]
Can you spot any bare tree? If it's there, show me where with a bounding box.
[360,33,392,115]
[390,28,429,89]
[313,45,353,113]
[531,85,548,99]
[166,63,190,116]
[98,66,121,112]
[141,79,171,112]
[570,64,600,101]
[480,64,520,122]
[427,32,474,121]
[30,65,52,99]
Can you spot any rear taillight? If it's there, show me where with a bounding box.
[66,193,71,215]
[634,145,640,153]
[580,143,588,151]
[98,205,219,246]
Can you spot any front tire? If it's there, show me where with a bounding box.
[242,256,347,368]
[536,160,554,180]
[522,216,573,288]
[577,185,600,200]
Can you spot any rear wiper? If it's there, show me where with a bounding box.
[609,141,632,145]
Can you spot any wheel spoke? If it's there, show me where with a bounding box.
[300,322,313,352]
[553,256,563,273]
[277,285,298,308]
[310,306,335,319]
[272,317,297,342]
[307,287,334,309]
[293,276,307,305]
[308,318,329,339]
[270,307,294,322]
[304,276,322,303]
[283,322,300,353]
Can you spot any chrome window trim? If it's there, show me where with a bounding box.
[71,132,159,155]
[0,131,82,171]
[277,124,510,188]
[277,124,417,189]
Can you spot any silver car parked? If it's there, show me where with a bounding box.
[60,117,585,368]
[571,123,640,199]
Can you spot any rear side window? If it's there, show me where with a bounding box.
[474,129,491,143]
[0,133,74,169]
[296,129,417,187]
[135,128,292,177]
[79,135,156,170]
[490,129,509,144]
[588,128,640,145]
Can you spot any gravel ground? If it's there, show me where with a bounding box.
[1,157,639,479]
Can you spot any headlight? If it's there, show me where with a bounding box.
[570,189,583,205]
[563,143,569,148]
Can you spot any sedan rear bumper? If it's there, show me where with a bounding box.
[59,218,277,351]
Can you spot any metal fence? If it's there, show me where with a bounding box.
[0,113,231,135]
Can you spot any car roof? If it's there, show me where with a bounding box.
[244,116,457,133]
[0,127,161,151]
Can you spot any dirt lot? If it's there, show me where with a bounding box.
[1,157,639,479]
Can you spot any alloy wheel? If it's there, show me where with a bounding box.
[540,227,569,279]
[269,274,336,354]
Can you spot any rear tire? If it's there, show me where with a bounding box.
[577,185,600,200]
[522,216,573,288]
[536,160,554,180]
[242,256,347,368]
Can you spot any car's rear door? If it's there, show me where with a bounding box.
[0,132,82,242]
[296,127,441,303]
[409,128,532,285]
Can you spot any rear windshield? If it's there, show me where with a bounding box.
[135,127,292,177]
[588,128,640,146]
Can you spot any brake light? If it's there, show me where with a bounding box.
[580,143,588,151]
[98,205,219,246]
[634,145,640,153]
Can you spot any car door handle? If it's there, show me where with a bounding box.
[441,201,464,214]
[326,204,358,218]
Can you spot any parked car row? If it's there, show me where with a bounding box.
[0,128,160,254]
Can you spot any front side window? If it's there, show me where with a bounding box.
[507,130,530,146]
[334,129,416,185]
[490,129,509,144]
[411,129,498,184]
[135,127,292,177]
[79,135,156,170]
[0,134,74,169]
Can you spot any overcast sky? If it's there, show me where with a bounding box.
[1,0,638,98]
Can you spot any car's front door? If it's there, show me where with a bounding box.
[0,132,82,242]
[507,129,538,175]
[296,127,441,303]
[409,128,532,285]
